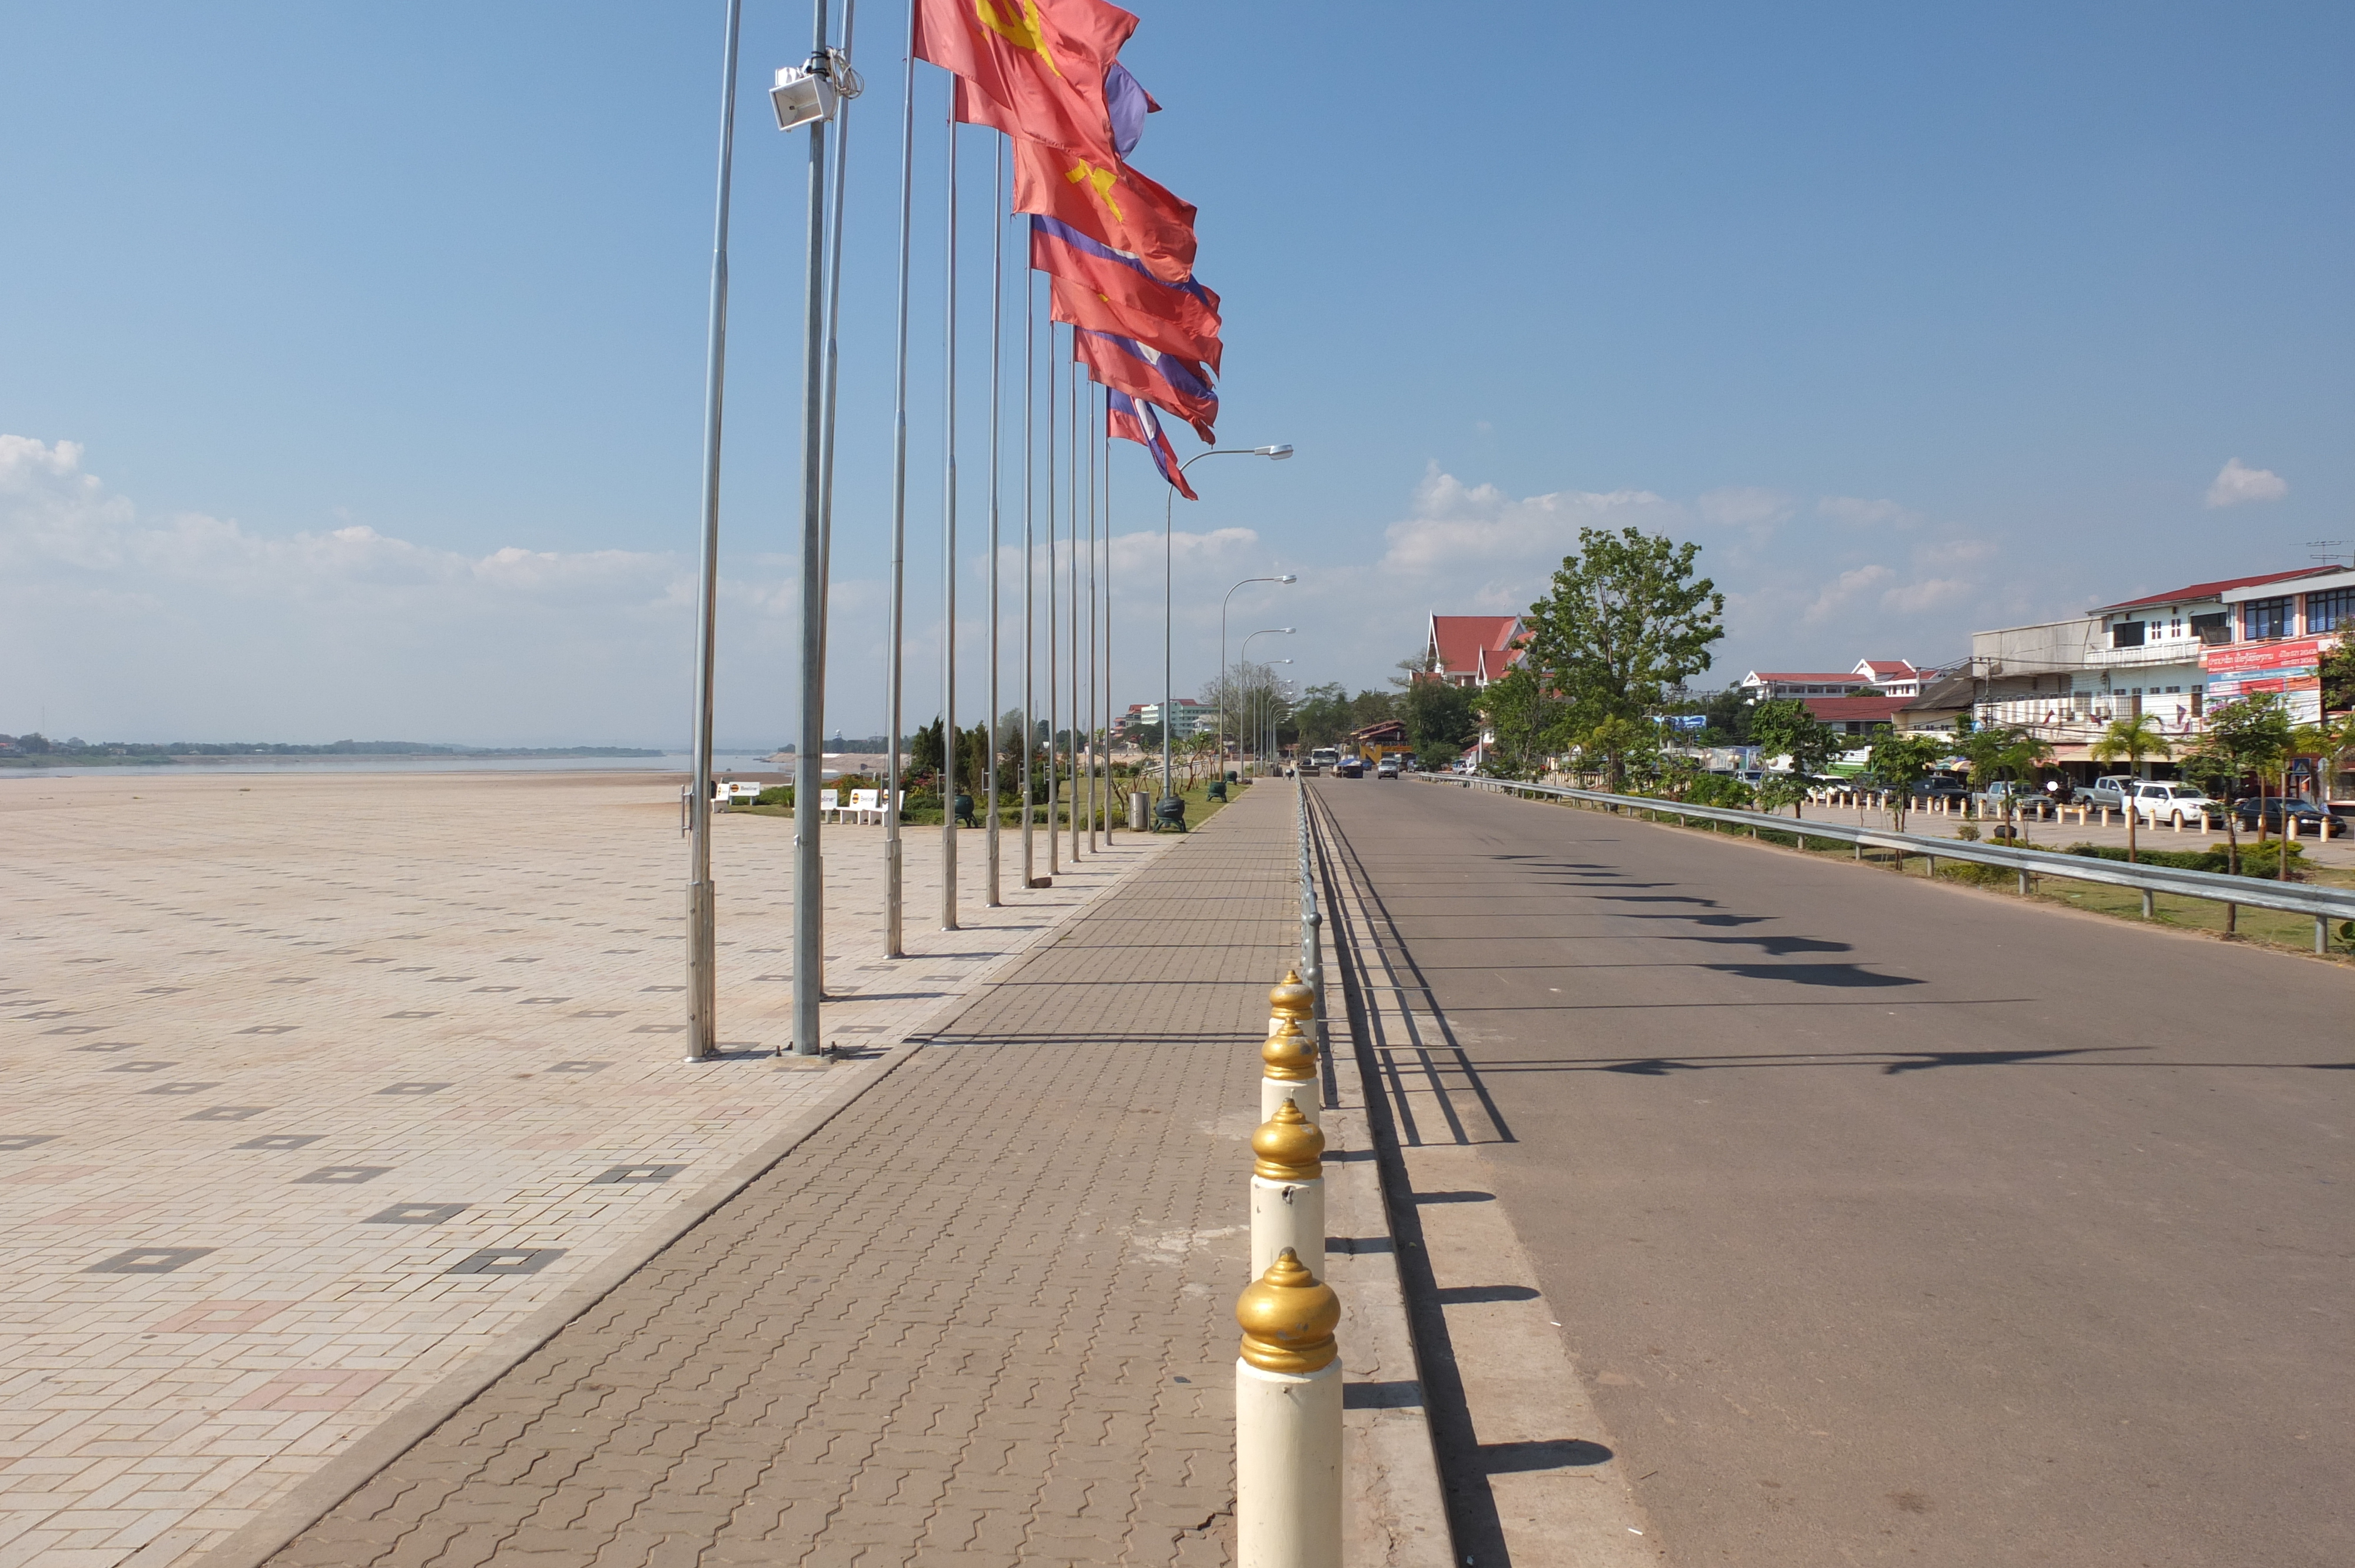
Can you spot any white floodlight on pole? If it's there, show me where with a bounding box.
[1162,447,1296,815]
[775,1,857,1058]
[1219,575,1296,783]
[770,64,840,131]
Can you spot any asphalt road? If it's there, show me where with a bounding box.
[1314,777,2351,1567]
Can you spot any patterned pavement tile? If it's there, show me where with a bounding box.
[0,772,1162,1567]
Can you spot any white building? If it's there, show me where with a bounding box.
[1738,660,1932,703]
[1122,699,1210,739]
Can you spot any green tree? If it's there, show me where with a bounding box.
[2184,693,2293,879]
[2088,713,2172,863]
[2319,630,2355,712]
[1749,699,1836,817]
[1519,527,1726,790]
[1401,678,1481,759]
[1866,732,1948,835]
[1481,667,1554,779]
[1577,714,1660,792]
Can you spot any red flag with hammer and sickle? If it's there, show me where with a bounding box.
[1010,135,1198,284]
[917,0,1137,165]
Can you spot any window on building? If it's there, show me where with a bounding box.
[2111,620,2146,648]
[2191,686,2204,718]
[2191,611,2231,645]
[2306,587,2355,636]
[2168,616,2182,638]
[2243,597,2293,640]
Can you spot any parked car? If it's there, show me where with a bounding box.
[1913,778,1970,805]
[2074,775,2138,810]
[1375,757,1399,779]
[2231,796,2344,836]
[2131,781,2218,829]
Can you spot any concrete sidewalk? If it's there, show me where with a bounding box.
[227,784,1419,1568]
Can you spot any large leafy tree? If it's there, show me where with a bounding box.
[1520,527,1725,790]
[1401,678,1481,760]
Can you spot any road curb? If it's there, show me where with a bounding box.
[1306,789,1458,1568]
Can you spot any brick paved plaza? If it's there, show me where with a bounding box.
[1,772,1162,1567]
[253,782,1307,1568]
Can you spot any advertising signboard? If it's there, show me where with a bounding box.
[2203,635,2332,719]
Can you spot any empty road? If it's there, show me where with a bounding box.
[1313,777,2350,1567]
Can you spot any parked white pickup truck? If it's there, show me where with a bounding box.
[2130,780,2215,828]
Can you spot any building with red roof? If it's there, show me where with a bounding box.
[1423,614,1526,689]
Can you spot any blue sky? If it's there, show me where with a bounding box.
[4,2,2349,744]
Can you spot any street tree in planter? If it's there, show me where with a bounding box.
[1866,733,1948,835]
[1749,699,1836,818]
[2087,713,2172,863]
[1519,526,1724,792]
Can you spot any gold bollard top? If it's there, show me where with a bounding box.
[1269,969,1315,1031]
[1236,1248,1339,1374]
[1261,1018,1316,1082]
[1252,1098,1324,1182]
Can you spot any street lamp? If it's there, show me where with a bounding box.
[1220,574,1297,779]
[1238,630,1295,775]
[1165,445,1295,808]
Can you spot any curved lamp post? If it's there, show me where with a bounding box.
[1220,575,1297,778]
[1165,444,1293,803]
[1238,631,1295,773]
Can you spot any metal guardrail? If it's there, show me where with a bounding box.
[1415,772,2355,945]
[1297,777,1329,1051]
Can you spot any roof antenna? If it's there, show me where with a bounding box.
[2307,539,2350,569]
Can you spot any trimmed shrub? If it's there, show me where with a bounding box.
[2059,841,2305,879]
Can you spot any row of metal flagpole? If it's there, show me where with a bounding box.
[685,0,1225,1057]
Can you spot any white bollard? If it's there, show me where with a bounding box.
[1262,1016,1319,1127]
[1236,1249,1342,1568]
[1251,1099,1324,1279]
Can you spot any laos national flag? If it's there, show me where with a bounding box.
[1107,389,1196,500]
[1031,216,1221,370]
[1073,327,1216,443]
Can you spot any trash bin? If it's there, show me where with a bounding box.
[1208,780,1228,802]
[1129,790,1150,831]
[1155,795,1188,832]
[953,792,976,828]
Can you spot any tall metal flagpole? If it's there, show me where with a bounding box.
[940,100,960,931]
[790,0,834,1059]
[1044,324,1060,878]
[882,11,917,960]
[1020,265,1036,888]
[686,0,744,1062]
[1086,381,1099,853]
[1103,403,1114,838]
[814,0,858,727]
[983,137,1003,908]
[1074,348,1088,862]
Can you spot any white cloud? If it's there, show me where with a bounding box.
[1695,486,1795,530]
[1879,576,1972,613]
[2205,458,2287,507]
[1802,563,1896,624]
[1817,495,1922,528]
[0,434,781,743]
[1378,463,1673,574]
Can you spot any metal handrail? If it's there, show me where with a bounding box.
[1297,775,1327,1049]
[1417,773,2355,926]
